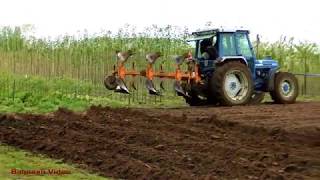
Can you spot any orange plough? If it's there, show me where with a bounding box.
[104,51,201,96]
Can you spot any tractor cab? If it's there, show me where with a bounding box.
[188,29,257,75]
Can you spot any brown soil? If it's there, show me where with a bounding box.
[1,102,320,179]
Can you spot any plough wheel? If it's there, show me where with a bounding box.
[104,75,117,90]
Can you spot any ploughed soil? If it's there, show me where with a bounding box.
[1,102,320,179]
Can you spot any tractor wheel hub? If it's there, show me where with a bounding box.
[281,80,293,97]
[224,70,248,101]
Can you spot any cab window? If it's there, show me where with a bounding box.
[222,33,237,56]
[237,33,253,57]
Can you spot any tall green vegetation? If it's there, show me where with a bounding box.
[0,25,320,109]
[255,36,320,73]
[0,25,191,107]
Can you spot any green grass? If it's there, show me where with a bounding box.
[0,72,185,113]
[0,144,107,180]
[297,95,320,101]
[0,92,185,113]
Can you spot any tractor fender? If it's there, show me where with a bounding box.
[215,56,248,66]
[267,67,280,91]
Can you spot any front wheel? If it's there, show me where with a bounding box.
[270,72,298,104]
[210,61,254,106]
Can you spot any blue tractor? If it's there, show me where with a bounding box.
[182,29,298,106]
[104,29,299,106]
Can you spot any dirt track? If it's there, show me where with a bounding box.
[0,102,320,179]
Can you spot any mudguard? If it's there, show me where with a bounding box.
[215,56,248,66]
[267,67,280,91]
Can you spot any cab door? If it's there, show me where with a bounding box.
[236,32,256,78]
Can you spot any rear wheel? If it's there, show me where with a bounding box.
[270,72,298,104]
[210,61,253,106]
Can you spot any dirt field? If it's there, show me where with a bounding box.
[0,102,320,179]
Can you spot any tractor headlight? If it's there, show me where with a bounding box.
[256,70,261,76]
[256,70,266,77]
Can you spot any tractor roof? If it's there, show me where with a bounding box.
[188,28,250,41]
[192,28,249,35]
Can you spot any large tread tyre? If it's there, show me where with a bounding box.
[207,96,219,106]
[270,72,298,104]
[249,92,265,105]
[210,61,254,106]
[104,75,117,90]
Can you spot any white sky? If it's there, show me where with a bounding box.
[0,0,319,43]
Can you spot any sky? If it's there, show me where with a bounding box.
[0,0,319,43]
